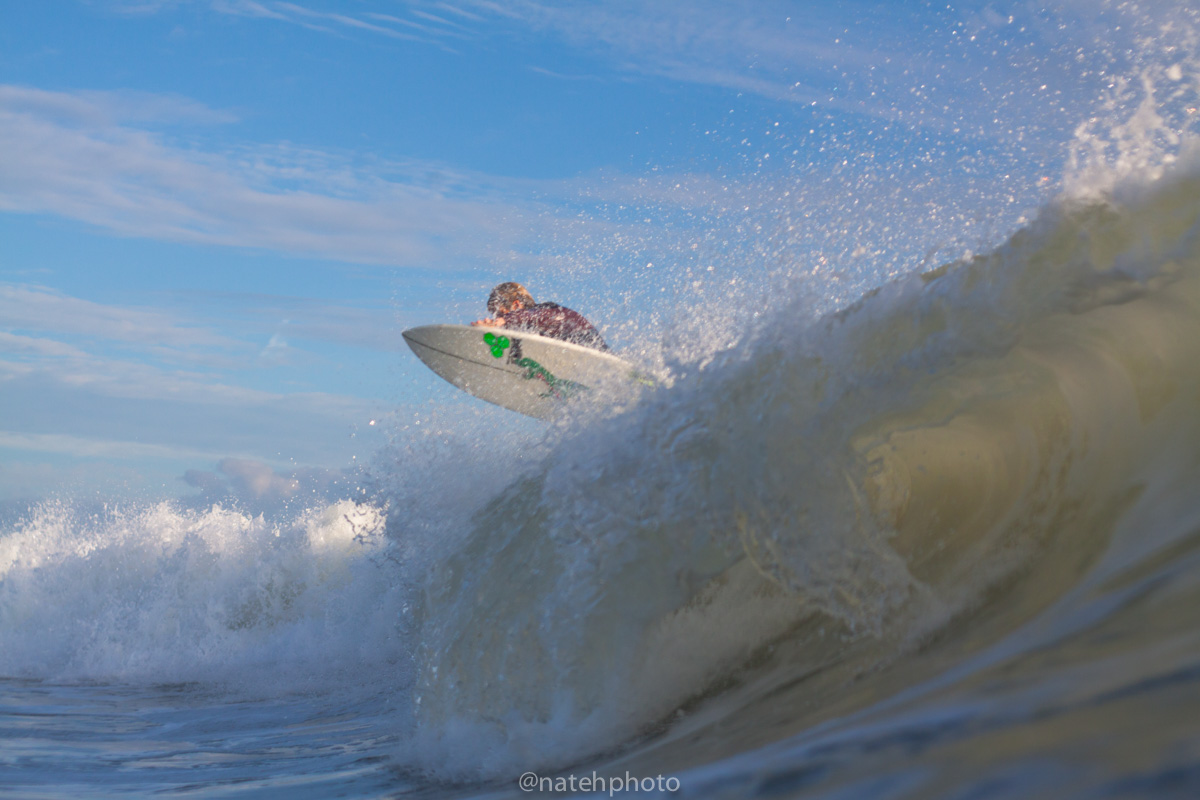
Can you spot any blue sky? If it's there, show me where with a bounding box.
[0,0,1187,507]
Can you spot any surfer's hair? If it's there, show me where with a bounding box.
[487,282,535,314]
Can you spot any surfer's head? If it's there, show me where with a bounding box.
[487,282,534,316]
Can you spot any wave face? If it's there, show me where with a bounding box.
[393,151,1200,787]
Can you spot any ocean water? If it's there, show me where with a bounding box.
[7,7,1200,800]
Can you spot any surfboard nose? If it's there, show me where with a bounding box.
[401,325,435,350]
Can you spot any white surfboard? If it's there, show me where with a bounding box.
[402,324,649,419]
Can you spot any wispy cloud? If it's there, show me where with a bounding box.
[0,350,383,464]
[0,431,226,463]
[0,85,238,127]
[0,283,415,428]
[0,332,90,359]
[474,0,869,99]
[0,85,543,269]
[98,0,879,104]
[181,290,407,352]
[0,284,245,357]
[2,353,233,406]
[104,0,192,15]
[0,436,365,509]
[526,65,604,83]
[274,2,423,41]
[0,84,757,279]
[0,283,390,486]
[210,0,468,48]
[209,0,287,20]
[198,1,893,109]
[182,0,1131,141]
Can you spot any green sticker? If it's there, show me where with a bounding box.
[483,332,510,358]
[516,357,588,399]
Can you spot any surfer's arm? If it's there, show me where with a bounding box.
[471,317,507,328]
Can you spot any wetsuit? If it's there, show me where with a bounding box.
[502,302,609,351]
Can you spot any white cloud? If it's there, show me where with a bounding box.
[99,1,862,104]
[0,85,541,268]
[0,84,762,280]
[0,285,385,460]
[210,0,290,21]
[0,84,237,127]
[0,285,245,355]
[210,0,466,47]
[103,0,191,16]
[195,1,897,110]
[183,0,1144,145]
[0,286,390,488]
[0,347,371,411]
[0,439,362,507]
[484,1,866,94]
[274,2,423,41]
[0,354,384,467]
[157,289,407,353]
[258,332,291,364]
[181,457,354,510]
[0,332,89,359]
[0,431,224,463]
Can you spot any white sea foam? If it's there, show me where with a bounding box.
[0,499,408,689]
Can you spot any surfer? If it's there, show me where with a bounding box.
[471,282,610,351]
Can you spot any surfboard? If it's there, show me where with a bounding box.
[402,324,649,419]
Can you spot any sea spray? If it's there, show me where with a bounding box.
[0,500,406,688]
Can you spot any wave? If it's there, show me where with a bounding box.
[400,155,1200,778]
[5,159,1198,786]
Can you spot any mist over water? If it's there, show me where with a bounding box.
[6,1,1200,797]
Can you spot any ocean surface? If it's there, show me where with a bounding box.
[6,8,1200,800]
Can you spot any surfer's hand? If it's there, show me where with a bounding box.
[471,317,506,328]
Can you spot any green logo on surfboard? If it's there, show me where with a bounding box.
[483,332,510,358]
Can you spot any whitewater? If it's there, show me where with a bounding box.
[6,8,1200,800]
